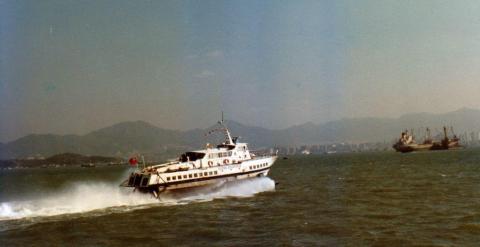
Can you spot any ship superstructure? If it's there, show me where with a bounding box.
[121,120,277,198]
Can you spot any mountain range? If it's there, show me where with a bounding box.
[1,108,479,159]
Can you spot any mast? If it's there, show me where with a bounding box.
[218,111,234,145]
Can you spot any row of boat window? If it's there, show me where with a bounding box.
[165,170,218,182]
[208,151,233,159]
[250,163,268,170]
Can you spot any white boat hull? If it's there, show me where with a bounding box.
[160,168,270,191]
[123,156,276,193]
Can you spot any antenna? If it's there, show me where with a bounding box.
[221,111,224,123]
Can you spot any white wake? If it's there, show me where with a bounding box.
[0,177,275,221]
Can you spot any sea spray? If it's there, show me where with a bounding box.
[0,177,275,221]
[160,177,276,204]
[0,182,157,220]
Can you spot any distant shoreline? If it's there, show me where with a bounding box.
[0,152,125,169]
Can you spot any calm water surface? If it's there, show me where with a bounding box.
[1,149,480,246]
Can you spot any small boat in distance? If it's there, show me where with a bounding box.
[81,163,96,168]
[393,126,462,153]
[121,119,277,198]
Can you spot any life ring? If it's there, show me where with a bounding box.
[208,161,213,166]
[223,159,229,164]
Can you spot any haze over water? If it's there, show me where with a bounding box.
[1,150,480,246]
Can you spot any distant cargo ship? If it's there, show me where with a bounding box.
[393,127,461,153]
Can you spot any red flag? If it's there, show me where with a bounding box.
[129,157,138,166]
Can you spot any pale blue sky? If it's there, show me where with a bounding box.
[1,0,480,142]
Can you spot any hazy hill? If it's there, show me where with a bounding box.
[1,108,479,159]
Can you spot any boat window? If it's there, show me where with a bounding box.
[189,174,192,178]
[199,173,203,177]
[204,172,208,176]
[183,175,187,179]
[214,171,218,175]
[194,173,198,178]
[180,152,206,162]
[167,177,171,181]
[209,171,213,175]
[177,175,182,180]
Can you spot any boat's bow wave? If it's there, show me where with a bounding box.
[0,177,275,224]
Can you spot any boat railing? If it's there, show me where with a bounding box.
[250,149,277,157]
